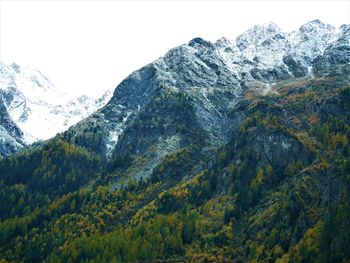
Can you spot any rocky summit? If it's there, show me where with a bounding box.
[0,20,349,262]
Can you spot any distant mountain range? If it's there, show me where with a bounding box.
[0,62,112,157]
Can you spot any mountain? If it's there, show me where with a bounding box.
[64,20,346,159]
[0,62,112,156]
[0,20,349,262]
[0,96,25,156]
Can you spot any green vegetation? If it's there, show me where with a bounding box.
[0,79,350,262]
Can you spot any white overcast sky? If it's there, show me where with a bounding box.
[0,0,349,98]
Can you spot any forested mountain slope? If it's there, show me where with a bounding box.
[0,20,349,262]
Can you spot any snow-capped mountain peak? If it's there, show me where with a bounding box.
[68,19,349,160]
[236,22,282,51]
[214,37,233,49]
[0,62,112,145]
[298,19,335,35]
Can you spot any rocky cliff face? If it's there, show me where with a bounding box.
[0,96,25,157]
[313,24,350,75]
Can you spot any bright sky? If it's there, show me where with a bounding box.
[0,0,349,98]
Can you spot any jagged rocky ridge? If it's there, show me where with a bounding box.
[67,20,349,178]
[0,62,112,157]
